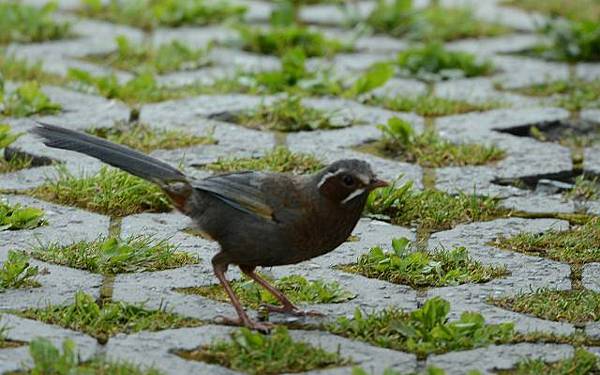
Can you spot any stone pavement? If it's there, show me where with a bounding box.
[1,0,600,373]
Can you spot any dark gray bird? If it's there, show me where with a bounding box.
[32,122,388,332]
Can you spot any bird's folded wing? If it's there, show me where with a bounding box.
[192,172,275,221]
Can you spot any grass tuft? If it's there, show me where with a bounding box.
[366,180,508,231]
[17,291,202,339]
[338,237,507,289]
[85,35,211,74]
[564,175,599,201]
[366,0,508,41]
[177,274,356,308]
[204,146,323,174]
[0,200,46,231]
[29,166,172,217]
[234,96,353,132]
[0,2,71,45]
[497,348,600,375]
[502,0,600,22]
[396,43,494,80]
[365,94,503,117]
[77,0,246,31]
[235,25,351,57]
[177,326,351,375]
[0,54,64,85]
[0,251,40,291]
[31,235,198,274]
[489,289,600,325]
[18,338,164,375]
[491,217,600,264]
[508,79,600,112]
[366,117,505,168]
[325,297,515,359]
[0,123,34,173]
[87,121,216,153]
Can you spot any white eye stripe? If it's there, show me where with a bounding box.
[341,188,366,204]
[317,168,347,188]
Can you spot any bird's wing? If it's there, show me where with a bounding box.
[193,171,286,221]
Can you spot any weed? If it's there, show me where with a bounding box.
[366,0,507,41]
[0,2,71,45]
[396,43,494,80]
[564,175,599,201]
[29,166,172,217]
[204,146,323,174]
[235,25,351,57]
[489,289,600,324]
[88,121,215,153]
[325,297,515,359]
[0,124,33,173]
[497,348,600,375]
[177,327,350,375]
[532,19,600,62]
[1,81,61,117]
[0,251,40,291]
[177,274,355,308]
[368,117,504,167]
[0,200,45,231]
[344,62,394,99]
[491,217,600,264]
[365,94,502,117]
[339,237,507,289]
[366,180,507,231]
[31,235,198,274]
[85,36,211,74]
[78,0,246,31]
[0,54,64,85]
[502,0,600,22]
[235,96,350,132]
[509,79,600,112]
[19,338,164,374]
[17,291,202,339]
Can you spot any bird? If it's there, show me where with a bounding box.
[31,122,389,332]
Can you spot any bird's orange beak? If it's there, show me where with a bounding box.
[369,178,389,189]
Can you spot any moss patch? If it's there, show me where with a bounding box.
[87,121,216,153]
[489,289,600,325]
[204,147,323,174]
[77,0,246,31]
[497,348,600,375]
[366,180,508,231]
[17,291,202,340]
[396,42,495,80]
[31,235,198,274]
[360,117,504,168]
[491,217,600,264]
[365,94,503,117]
[28,166,172,217]
[0,251,40,291]
[84,36,211,74]
[325,297,515,359]
[176,274,355,308]
[233,96,354,132]
[366,1,508,41]
[177,327,351,375]
[0,2,71,45]
[338,237,507,289]
[507,79,600,112]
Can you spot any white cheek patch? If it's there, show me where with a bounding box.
[356,174,370,185]
[341,188,366,204]
[317,169,347,188]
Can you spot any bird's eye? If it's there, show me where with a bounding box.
[342,175,354,186]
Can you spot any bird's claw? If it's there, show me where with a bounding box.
[259,304,324,317]
[215,315,274,333]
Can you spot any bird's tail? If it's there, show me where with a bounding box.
[31,122,192,208]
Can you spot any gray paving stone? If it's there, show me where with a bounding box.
[583,263,600,293]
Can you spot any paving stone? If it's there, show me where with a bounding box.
[583,263,600,292]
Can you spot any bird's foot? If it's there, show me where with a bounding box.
[215,315,274,333]
[259,304,324,317]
